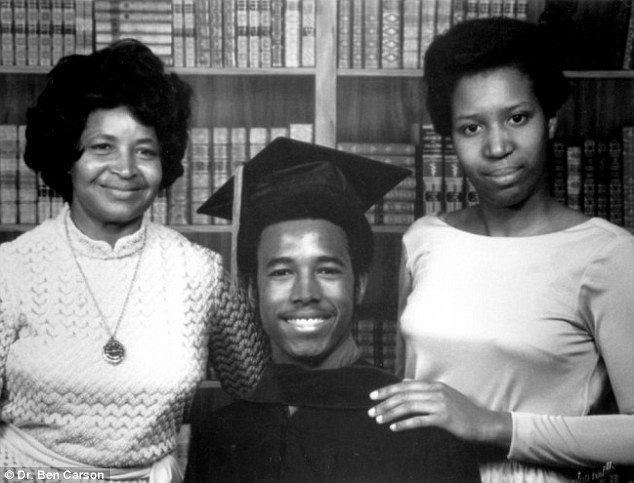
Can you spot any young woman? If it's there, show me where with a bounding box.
[368,18,634,482]
[0,40,266,482]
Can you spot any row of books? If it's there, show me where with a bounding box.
[0,0,93,67]
[338,0,529,70]
[0,122,315,226]
[550,129,634,227]
[353,317,397,372]
[0,0,318,68]
[337,141,417,226]
[411,122,634,229]
[413,123,478,217]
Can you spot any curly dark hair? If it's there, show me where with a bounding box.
[424,17,570,137]
[237,190,374,287]
[24,39,192,202]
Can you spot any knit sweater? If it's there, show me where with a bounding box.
[0,205,262,469]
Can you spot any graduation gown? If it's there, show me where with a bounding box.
[184,361,481,483]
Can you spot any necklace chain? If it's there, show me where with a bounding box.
[64,214,146,363]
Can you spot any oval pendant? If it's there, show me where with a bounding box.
[103,338,125,365]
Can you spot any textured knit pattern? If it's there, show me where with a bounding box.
[0,205,265,472]
[399,214,634,482]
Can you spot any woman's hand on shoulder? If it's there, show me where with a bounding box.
[368,379,512,447]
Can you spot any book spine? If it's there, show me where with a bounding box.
[36,173,51,223]
[168,144,190,225]
[236,0,248,67]
[608,136,624,226]
[420,0,436,69]
[351,0,363,68]
[381,0,401,69]
[172,0,185,67]
[594,139,609,220]
[550,138,568,206]
[222,0,236,67]
[248,126,269,157]
[51,0,63,63]
[443,137,464,213]
[17,124,36,225]
[622,126,634,226]
[209,0,223,68]
[248,0,260,68]
[212,127,231,225]
[269,0,283,67]
[490,0,503,17]
[1,0,14,65]
[151,189,168,224]
[229,126,248,173]
[502,0,516,18]
[301,0,315,67]
[452,0,465,25]
[14,0,26,66]
[259,0,271,67]
[582,138,597,216]
[190,127,212,225]
[465,0,478,20]
[514,0,527,20]
[62,0,75,56]
[269,126,289,141]
[288,123,314,143]
[363,0,380,69]
[337,0,352,68]
[0,124,19,224]
[566,145,583,212]
[195,0,211,67]
[421,124,443,215]
[284,0,300,67]
[402,0,420,69]
[477,0,491,18]
[25,0,38,66]
[436,0,452,35]
[183,0,196,67]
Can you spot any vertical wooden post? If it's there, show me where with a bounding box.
[314,0,337,147]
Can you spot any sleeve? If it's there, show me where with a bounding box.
[207,255,270,398]
[0,256,19,396]
[395,242,412,379]
[509,235,634,467]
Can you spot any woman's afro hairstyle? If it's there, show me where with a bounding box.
[424,17,569,137]
[24,39,192,202]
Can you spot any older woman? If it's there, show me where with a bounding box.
[0,40,266,482]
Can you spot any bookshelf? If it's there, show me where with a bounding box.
[2,0,634,373]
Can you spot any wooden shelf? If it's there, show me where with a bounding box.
[0,223,409,234]
[4,66,634,80]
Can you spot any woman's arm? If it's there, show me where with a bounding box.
[206,252,269,398]
[395,245,411,379]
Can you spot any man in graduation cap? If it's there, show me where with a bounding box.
[184,138,480,482]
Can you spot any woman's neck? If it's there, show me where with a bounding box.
[456,193,588,237]
[69,209,143,247]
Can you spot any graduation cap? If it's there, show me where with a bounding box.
[197,137,412,284]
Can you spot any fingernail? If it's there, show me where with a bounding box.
[390,424,397,431]
[367,408,375,417]
[369,391,378,399]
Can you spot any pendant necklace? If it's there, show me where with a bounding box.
[65,215,146,365]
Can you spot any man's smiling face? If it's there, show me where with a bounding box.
[255,219,365,368]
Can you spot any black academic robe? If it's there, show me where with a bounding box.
[184,361,481,483]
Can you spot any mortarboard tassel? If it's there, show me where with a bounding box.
[230,164,245,291]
